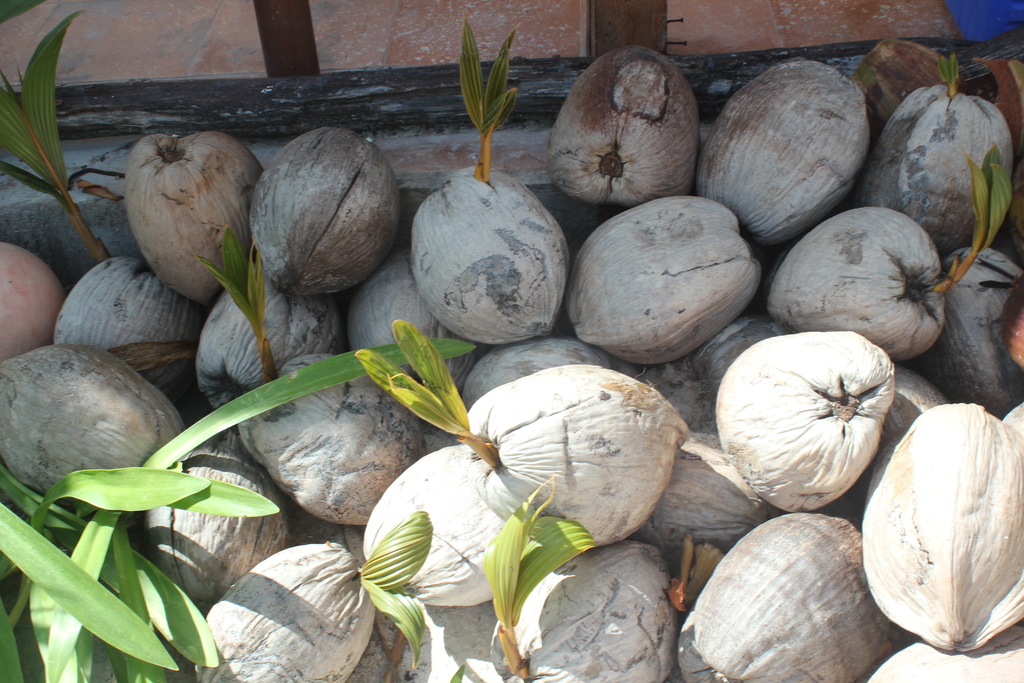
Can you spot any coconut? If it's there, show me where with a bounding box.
[866,625,1024,682]
[196,278,344,407]
[767,206,945,361]
[854,83,1013,256]
[124,131,262,306]
[0,344,183,493]
[200,543,374,683]
[53,256,205,400]
[633,432,772,566]
[471,364,687,547]
[362,445,504,607]
[494,541,677,683]
[460,336,629,408]
[250,127,400,295]
[716,331,895,511]
[909,248,1024,418]
[880,365,948,449]
[696,59,870,245]
[0,242,64,363]
[691,514,889,683]
[546,45,700,207]
[238,354,424,525]
[145,428,289,610]
[863,403,1024,652]
[641,315,787,434]
[567,196,760,364]
[410,169,568,345]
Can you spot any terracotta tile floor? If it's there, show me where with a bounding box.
[0,0,961,85]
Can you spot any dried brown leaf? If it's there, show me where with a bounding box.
[852,38,943,140]
[108,340,198,372]
[974,58,1024,158]
[76,179,123,201]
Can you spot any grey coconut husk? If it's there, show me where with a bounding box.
[470,364,687,547]
[493,541,677,683]
[696,59,870,245]
[879,365,948,450]
[633,432,772,567]
[866,625,1024,682]
[410,168,568,345]
[547,45,700,207]
[854,84,1013,256]
[691,514,889,683]
[124,131,263,306]
[641,315,787,434]
[909,248,1024,418]
[716,331,895,512]
[0,344,183,493]
[196,278,344,407]
[53,256,205,400]
[347,246,477,389]
[238,353,424,525]
[200,543,374,683]
[766,206,945,361]
[362,445,505,607]
[567,196,760,364]
[250,126,400,295]
[460,336,631,409]
[145,428,289,610]
[863,403,1024,652]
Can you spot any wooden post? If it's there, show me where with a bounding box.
[252,0,321,77]
[589,0,668,57]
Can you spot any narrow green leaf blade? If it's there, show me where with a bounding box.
[484,501,530,627]
[0,504,176,670]
[481,89,517,135]
[483,25,517,110]
[361,511,433,590]
[249,242,267,332]
[361,580,426,668]
[167,478,279,517]
[459,19,485,132]
[0,86,49,178]
[220,226,248,292]
[449,665,466,683]
[143,339,474,470]
[133,552,218,667]
[0,0,51,24]
[0,159,61,196]
[112,521,168,683]
[196,255,255,324]
[987,162,1013,249]
[966,152,990,253]
[102,642,131,683]
[36,469,210,523]
[512,518,593,623]
[391,320,468,427]
[355,348,467,433]
[0,588,25,683]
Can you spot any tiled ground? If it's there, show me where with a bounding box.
[0,0,961,85]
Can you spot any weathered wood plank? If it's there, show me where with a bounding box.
[589,0,668,56]
[252,0,320,77]
[53,37,974,141]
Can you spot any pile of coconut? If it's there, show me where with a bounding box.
[5,32,1024,683]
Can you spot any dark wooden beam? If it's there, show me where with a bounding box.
[589,0,667,56]
[53,37,974,141]
[252,0,320,77]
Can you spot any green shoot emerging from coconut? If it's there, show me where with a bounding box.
[932,144,1012,292]
[668,534,724,612]
[356,320,498,468]
[484,479,595,679]
[460,19,518,184]
[197,226,277,383]
[938,52,959,99]
[0,12,110,263]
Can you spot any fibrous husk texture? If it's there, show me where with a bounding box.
[909,248,1024,418]
[696,58,870,245]
[201,543,374,683]
[470,364,687,547]
[547,45,700,207]
[502,542,677,683]
[145,428,289,610]
[196,278,344,407]
[854,84,1013,256]
[125,131,262,306]
[0,344,183,493]
[460,336,626,409]
[362,445,504,607]
[767,206,945,361]
[251,126,400,295]
[567,196,760,364]
[634,432,772,566]
[691,514,889,683]
[411,169,568,345]
[879,365,948,450]
[863,403,1024,652]
[239,354,424,525]
[53,256,205,400]
[716,331,895,511]
[641,315,787,434]
[866,625,1024,682]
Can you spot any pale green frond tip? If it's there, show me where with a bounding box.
[361,511,433,590]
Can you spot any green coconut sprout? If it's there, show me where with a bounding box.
[460,20,518,184]
[938,52,959,98]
